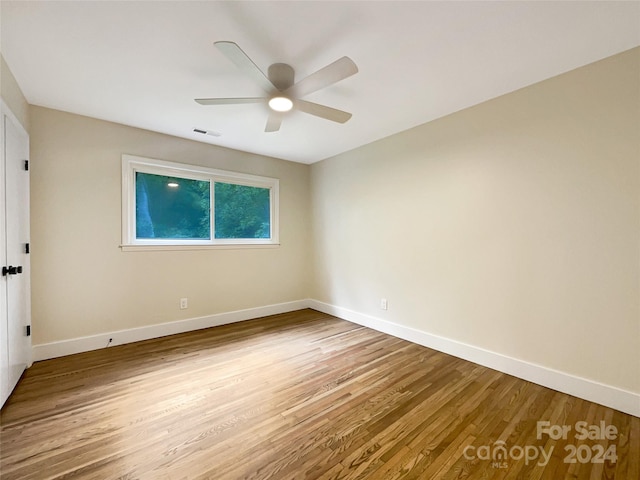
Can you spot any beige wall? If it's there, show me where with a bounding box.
[311,48,640,394]
[30,106,311,344]
[1,53,30,132]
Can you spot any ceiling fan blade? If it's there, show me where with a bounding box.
[287,56,358,98]
[265,113,283,132]
[297,100,352,124]
[195,97,265,105]
[214,41,275,94]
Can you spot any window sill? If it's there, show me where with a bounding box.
[120,243,280,252]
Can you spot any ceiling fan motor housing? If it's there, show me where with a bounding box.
[268,63,295,91]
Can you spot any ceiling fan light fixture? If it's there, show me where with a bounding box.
[268,96,293,112]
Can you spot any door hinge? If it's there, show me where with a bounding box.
[25,243,30,254]
[24,160,29,171]
[26,325,31,337]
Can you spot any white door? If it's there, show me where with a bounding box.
[1,106,31,408]
[0,109,7,405]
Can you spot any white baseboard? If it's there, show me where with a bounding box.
[32,298,639,417]
[308,299,640,418]
[32,300,310,362]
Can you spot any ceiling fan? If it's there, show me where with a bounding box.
[195,41,358,132]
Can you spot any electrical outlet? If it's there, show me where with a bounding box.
[180,298,188,309]
[380,298,388,310]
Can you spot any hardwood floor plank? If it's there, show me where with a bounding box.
[1,309,638,479]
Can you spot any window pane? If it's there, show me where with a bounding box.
[136,172,210,239]
[214,182,271,239]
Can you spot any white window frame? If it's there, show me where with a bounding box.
[121,154,279,250]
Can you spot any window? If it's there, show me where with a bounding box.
[122,155,279,249]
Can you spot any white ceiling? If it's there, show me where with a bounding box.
[1,1,639,164]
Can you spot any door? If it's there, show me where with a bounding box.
[0,105,31,408]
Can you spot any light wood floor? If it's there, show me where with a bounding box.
[1,309,638,479]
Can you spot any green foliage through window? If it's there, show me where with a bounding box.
[135,173,272,241]
[136,172,211,239]
[125,155,278,246]
[214,182,271,239]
